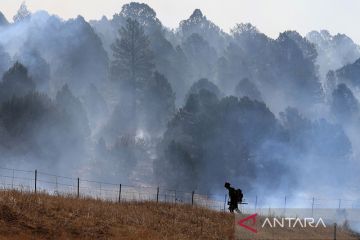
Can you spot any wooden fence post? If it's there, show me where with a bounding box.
[11,169,14,189]
[34,169,37,193]
[334,223,337,240]
[118,184,122,203]
[191,191,195,206]
[255,195,258,211]
[55,176,58,193]
[77,178,79,198]
[311,197,315,217]
[156,187,159,203]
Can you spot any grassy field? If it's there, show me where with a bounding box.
[0,190,233,239]
[0,190,358,240]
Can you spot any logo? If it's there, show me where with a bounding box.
[262,217,326,228]
[235,208,360,240]
[237,214,327,234]
[237,213,258,233]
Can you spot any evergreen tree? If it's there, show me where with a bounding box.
[82,84,109,129]
[111,18,154,85]
[111,18,154,133]
[0,92,90,169]
[331,83,360,123]
[155,91,283,191]
[16,48,50,92]
[186,78,221,101]
[334,58,360,87]
[182,33,217,81]
[0,62,35,103]
[114,2,162,32]
[55,85,90,138]
[0,44,11,77]
[140,71,175,135]
[13,2,31,23]
[234,78,262,101]
[179,9,228,53]
[0,12,8,26]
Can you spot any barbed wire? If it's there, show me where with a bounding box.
[0,166,358,211]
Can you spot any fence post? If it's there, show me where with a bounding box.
[77,178,79,198]
[34,169,37,193]
[338,199,341,209]
[11,169,14,189]
[99,183,102,198]
[191,191,195,206]
[156,187,159,203]
[174,190,177,203]
[311,197,315,217]
[255,195,258,212]
[334,223,337,240]
[284,195,287,214]
[118,184,122,203]
[224,194,227,212]
[55,176,58,193]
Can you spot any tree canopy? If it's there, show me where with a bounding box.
[111,18,154,85]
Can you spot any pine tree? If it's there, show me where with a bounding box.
[0,62,35,103]
[140,71,175,135]
[13,2,31,23]
[111,18,154,86]
[111,18,154,133]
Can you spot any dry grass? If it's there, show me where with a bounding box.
[0,190,358,240]
[0,190,233,240]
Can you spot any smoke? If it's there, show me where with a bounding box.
[0,2,359,206]
[307,30,360,82]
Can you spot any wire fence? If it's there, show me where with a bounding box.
[0,166,358,212]
[0,167,226,211]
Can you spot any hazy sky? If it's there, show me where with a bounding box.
[2,0,360,43]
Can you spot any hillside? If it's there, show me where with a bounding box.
[0,190,358,240]
[0,190,233,240]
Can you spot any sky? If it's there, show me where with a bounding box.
[1,0,360,43]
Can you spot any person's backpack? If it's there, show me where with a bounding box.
[235,189,243,203]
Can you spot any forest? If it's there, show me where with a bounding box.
[0,2,359,199]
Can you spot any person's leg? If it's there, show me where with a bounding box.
[230,202,236,213]
[231,202,241,213]
[229,202,234,212]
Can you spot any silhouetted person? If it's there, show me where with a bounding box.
[224,182,243,213]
